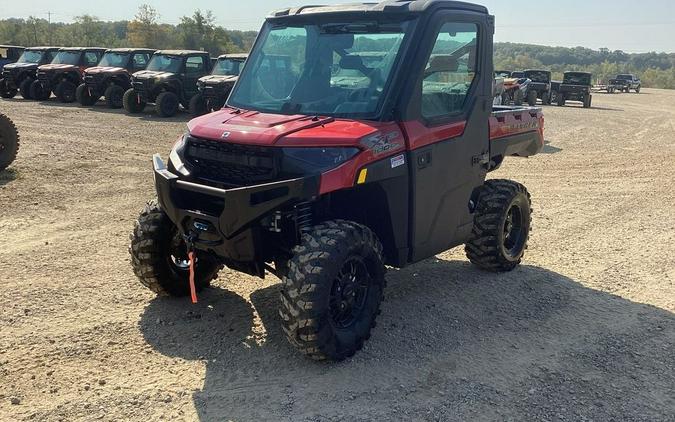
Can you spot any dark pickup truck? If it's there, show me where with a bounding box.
[608,74,641,93]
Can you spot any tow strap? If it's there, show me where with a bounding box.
[188,250,198,304]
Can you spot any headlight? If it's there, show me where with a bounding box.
[169,134,190,176]
[280,147,360,174]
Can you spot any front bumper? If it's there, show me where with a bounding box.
[153,154,319,261]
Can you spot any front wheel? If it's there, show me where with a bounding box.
[541,91,550,105]
[55,81,77,103]
[635,86,640,93]
[76,84,97,106]
[0,113,19,171]
[123,89,146,113]
[104,84,125,108]
[280,220,386,361]
[557,94,565,106]
[188,93,208,116]
[30,80,50,101]
[527,90,537,106]
[583,94,592,108]
[514,89,524,106]
[19,78,34,99]
[465,180,531,272]
[155,91,179,117]
[0,80,17,99]
[129,200,221,297]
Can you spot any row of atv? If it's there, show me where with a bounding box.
[495,69,594,108]
[0,46,247,117]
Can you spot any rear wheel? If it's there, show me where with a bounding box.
[465,179,531,272]
[76,84,97,106]
[635,86,640,93]
[104,84,125,108]
[527,90,537,106]
[130,200,221,297]
[123,89,145,113]
[30,80,50,101]
[55,81,76,103]
[541,91,550,105]
[188,93,208,116]
[280,220,386,361]
[557,93,565,106]
[0,80,17,99]
[19,78,34,99]
[155,91,179,117]
[0,113,19,171]
[583,94,592,108]
[514,89,524,106]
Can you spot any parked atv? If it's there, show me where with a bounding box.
[130,1,545,361]
[1,47,60,99]
[123,50,211,117]
[0,45,26,97]
[31,47,106,102]
[0,113,19,171]
[189,53,247,116]
[77,48,155,108]
[501,76,531,106]
[523,69,552,105]
[557,71,592,108]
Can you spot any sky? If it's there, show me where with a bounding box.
[2,0,674,53]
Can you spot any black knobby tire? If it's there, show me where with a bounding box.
[0,113,20,172]
[527,90,537,106]
[279,220,386,361]
[30,80,50,101]
[188,93,208,116]
[19,78,33,99]
[583,94,592,108]
[465,179,532,272]
[129,200,221,297]
[76,84,97,106]
[55,81,77,103]
[104,84,125,108]
[635,86,640,94]
[541,91,550,105]
[514,89,524,106]
[0,80,17,99]
[155,91,179,117]
[557,94,565,106]
[123,89,145,113]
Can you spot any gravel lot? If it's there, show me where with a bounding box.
[0,90,673,421]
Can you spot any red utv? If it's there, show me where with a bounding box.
[130,0,545,361]
[1,47,60,99]
[77,48,155,108]
[30,47,106,102]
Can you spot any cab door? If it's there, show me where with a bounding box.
[401,12,494,262]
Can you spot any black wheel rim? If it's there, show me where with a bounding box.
[502,203,526,258]
[329,257,371,329]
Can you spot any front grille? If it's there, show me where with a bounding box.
[37,72,50,82]
[185,137,279,187]
[84,74,103,87]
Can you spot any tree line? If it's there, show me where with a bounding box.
[1,5,673,89]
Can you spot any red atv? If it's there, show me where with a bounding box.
[30,47,106,102]
[130,0,544,361]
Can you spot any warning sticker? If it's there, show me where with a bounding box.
[390,154,405,168]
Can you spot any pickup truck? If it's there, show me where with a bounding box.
[608,73,641,93]
[129,0,544,361]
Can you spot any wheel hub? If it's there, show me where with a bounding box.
[502,204,525,258]
[329,257,370,328]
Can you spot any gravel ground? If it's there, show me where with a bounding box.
[0,90,673,421]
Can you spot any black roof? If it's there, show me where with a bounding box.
[524,69,551,73]
[270,0,488,18]
[106,48,156,54]
[564,71,592,75]
[154,50,209,56]
[26,46,61,51]
[58,47,107,52]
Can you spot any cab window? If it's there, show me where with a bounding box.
[421,22,479,120]
[186,56,206,74]
[132,53,149,70]
[84,52,100,66]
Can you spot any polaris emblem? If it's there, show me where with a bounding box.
[221,131,230,139]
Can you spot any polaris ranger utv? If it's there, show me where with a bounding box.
[0,112,19,171]
[0,45,25,97]
[189,53,247,116]
[557,71,592,108]
[1,47,59,99]
[123,50,212,117]
[130,0,544,361]
[523,69,552,105]
[31,47,106,102]
[77,48,155,108]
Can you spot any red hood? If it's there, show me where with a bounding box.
[38,63,78,71]
[186,107,384,147]
[85,66,127,75]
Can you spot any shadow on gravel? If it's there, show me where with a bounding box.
[140,260,674,422]
[542,140,562,154]
[0,168,18,186]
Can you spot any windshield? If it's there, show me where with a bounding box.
[98,52,131,67]
[146,54,182,73]
[510,71,525,78]
[524,71,550,83]
[18,50,44,63]
[228,20,412,118]
[52,51,81,65]
[213,58,243,76]
[616,74,632,80]
[563,73,591,85]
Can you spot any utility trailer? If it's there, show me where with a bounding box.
[130,0,544,361]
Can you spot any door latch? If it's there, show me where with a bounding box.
[472,151,490,168]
